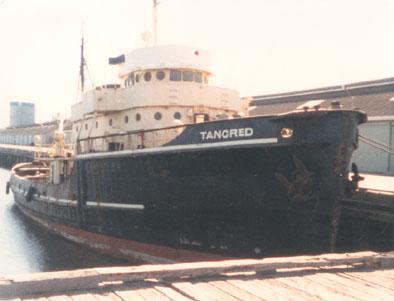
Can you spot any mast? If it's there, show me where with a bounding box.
[80,37,85,93]
[153,0,158,45]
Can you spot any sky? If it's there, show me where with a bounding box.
[0,0,394,127]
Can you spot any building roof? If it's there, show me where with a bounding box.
[250,77,394,118]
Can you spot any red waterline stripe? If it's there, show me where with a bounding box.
[15,202,228,263]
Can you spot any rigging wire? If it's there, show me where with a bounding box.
[359,134,394,155]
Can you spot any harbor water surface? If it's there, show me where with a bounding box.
[0,168,125,275]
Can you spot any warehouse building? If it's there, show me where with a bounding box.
[250,77,394,174]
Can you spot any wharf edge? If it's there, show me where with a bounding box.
[1,251,393,300]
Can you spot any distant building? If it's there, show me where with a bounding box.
[0,120,72,146]
[10,102,35,127]
[249,77,394,174]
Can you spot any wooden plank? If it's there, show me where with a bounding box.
[186,282,241,301]
[209,280,264,301]
[274,275,356,301]
[89,291,124,301]
[227,279,283,300]
[171,281,228,301]
[114,281,174,301]
[3,251,393,298]
[341,271,394,291]
[307,273,381,301]
[316,272,393,300]
[132,287,174,301]
[68,292,99,301]
[46,296,72,301]
[111,288,146,301]
[251,278,320,301]
[154,284,194,301]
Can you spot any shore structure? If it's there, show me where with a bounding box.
[1,250,393,300]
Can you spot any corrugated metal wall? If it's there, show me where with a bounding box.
[352,121,394,174]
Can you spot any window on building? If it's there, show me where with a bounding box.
[182,71,193,82]
[95,121,98,128]
[170,70,181,81]
[109,119,113,126]
[85,124,88,130]
[124,115,129,123]
[195,72,203,83]
[174,112,182,120]
[144,72,152,81]
[135,74,140,83]
[156,70,165,80]
[154,112,162,120]
[135,113,141,121]
[76,126,78,132]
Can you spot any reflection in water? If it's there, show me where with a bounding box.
[0,168,125,275]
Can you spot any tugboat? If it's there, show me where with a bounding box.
[8,3,366,263]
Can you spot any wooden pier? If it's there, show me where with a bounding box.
[1,251,393,300]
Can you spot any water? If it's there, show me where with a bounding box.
[0,168,125,275]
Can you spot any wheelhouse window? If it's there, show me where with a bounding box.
[144,72,152,81]
[195,72,203,83]
[170,70,181,81]
[182,71,193,82]
[156,70,165,80]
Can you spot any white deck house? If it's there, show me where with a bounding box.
[71,45,244,152]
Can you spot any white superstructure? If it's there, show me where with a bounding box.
[70,45,244,152]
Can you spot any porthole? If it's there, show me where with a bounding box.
[135,113,141,121]
[156,70,165,80]
[154,112,162,120]
[109,119,113,126]
[124,115,129,124]
[135,74,140,83]
[144,72,152,81]
[174,112,181,120]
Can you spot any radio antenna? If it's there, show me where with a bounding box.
[153,0,159,45]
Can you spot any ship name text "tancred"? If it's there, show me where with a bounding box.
[200,128,254,141]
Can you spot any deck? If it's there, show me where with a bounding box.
[1,251,393,300]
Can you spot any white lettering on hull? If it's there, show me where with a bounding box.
[200,127,254,141]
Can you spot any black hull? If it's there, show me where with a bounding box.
[10,110,366,262]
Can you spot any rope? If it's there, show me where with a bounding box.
[359,134,394,155]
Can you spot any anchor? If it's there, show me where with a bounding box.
[275,155,315,202]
